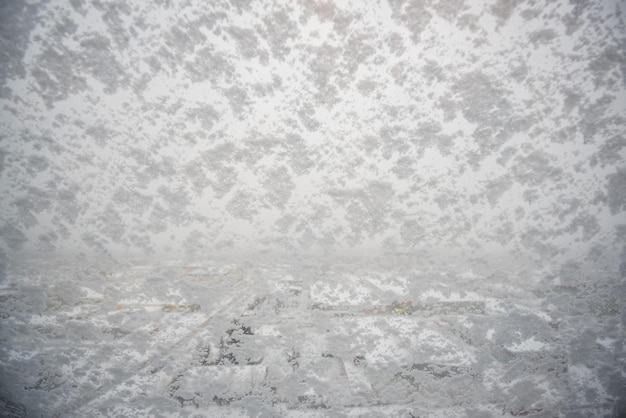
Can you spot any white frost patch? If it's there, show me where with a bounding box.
[255,324,283,337]
[485,299,507,313]
[505,336,548,352]
[6,349,32,362]
[359,273,407,294]
[420,290,447,301]
[310,282,369,305]
[369,336,409,366]
[486,329,495,341]
[28,314,57,325]
[596,337,616,350]
[180,365,268,394]
[458,271,481,280]
[354,317,386,338]
[416,329,475,365]
[568,364,611,401]
[81,287,104,299]
[115,297,178,308]
[533,310,553,322]
[419,289,483,302]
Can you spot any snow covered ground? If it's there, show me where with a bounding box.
[1,257,624,417]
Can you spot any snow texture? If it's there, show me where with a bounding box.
[1,258,625,417]
[0,0,625,416]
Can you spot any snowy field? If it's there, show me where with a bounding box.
[1,257,624,417]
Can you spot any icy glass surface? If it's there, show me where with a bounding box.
[0,258,625,416]
[0,0,625,416]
